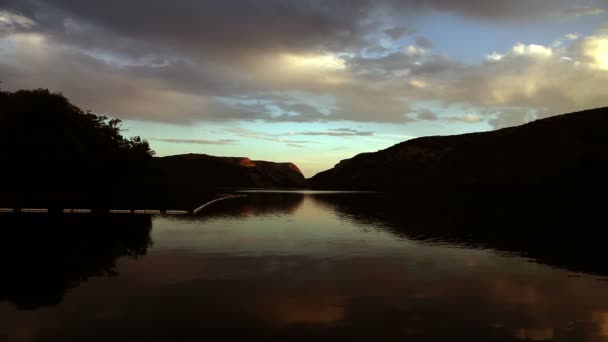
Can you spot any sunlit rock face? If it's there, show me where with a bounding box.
[156,154,306,189]
[309,107,608,190]
[239,158,256,168]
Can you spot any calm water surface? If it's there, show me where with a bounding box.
[1,191,607,341]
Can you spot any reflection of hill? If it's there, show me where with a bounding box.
[311,191,607,275]
[0,215,152,310]
[0,190,218,212]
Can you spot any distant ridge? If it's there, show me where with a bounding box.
[309,107,608,190]
[156,154,307,189]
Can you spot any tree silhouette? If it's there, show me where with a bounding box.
[0,88,156,192]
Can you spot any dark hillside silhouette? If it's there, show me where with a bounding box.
[156,154,307,189]
[0,89,155,193]
[0,89,307,208]
[310,107,608,190]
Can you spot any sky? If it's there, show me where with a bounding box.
[1,0,607,177]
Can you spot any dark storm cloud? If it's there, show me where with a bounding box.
[1,0,606,126]
[382,0,606,21]
[3,0,371,57]
[3,1,597,56]
[558,6,605,17]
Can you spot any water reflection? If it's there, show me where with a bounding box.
[0,215,152,310]
[1,192,608,341]
[183,192,305,221]
[310,191,608,276]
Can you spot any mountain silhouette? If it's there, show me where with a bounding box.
[0,89,156,193]
[156,154,306,189]
[310,107,608,190]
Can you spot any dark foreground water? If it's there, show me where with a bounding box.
[1,191,607,341]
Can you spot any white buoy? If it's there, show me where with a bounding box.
[109,209,131,214]
[21,208,48,213]
[165,210,189,215]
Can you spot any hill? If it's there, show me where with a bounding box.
[310,107,608,190]
[155,154,307,189]
[0,89,155,192]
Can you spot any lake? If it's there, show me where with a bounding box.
[1,191,607,341]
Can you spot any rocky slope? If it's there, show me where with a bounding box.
[310,107,608,190]
[156,154,306,189]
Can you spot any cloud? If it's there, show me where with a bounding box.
[488,109,537,129]
[409,79,429,89]
[152,138,238,145]
[558,6,605,17]
[223,127,374,147]
[565,33,580,40]
[2,1,372,58]
[413,109,439,121]
[383,27,412,40]
[447,114,483,123]
[224,127,317,145]
[405,45,427,56]
[415,36,434,49]
[431,35,608,126]
[384,0,560,20]
[511,43,553,57]
[580,34,608,70]
[294,128,374,137]
[0,1,607,129]
[0,9,36,33]
[486,52,505,61]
